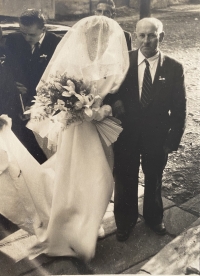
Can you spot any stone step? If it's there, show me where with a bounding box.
[0,199,198,275]
[138,223,200,275]
[180,194,200,216]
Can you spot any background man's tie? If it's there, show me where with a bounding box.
[141,59,153,108]
[32,42,40,58]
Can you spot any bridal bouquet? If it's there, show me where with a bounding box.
[25,73,123,147]
[25,73,103,127]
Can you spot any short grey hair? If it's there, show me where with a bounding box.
[136,17,163,34]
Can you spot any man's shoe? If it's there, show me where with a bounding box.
[116,229,131,242]
[147,222,166,235]
[116,223,136,242]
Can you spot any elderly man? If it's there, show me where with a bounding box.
[107,17,186,241]
[95,0,132,51]
[5,9,61,163]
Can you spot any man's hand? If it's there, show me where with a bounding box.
[19,106,31,121]
[16,82,27,95]
[112,100,125,119]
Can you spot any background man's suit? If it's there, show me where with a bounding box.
[5,31,61,163]
[0,46,17,118]
[109,50,186,231]
[124,31,132,51]
[6,31,61,107]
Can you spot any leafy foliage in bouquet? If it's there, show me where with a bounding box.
[25,72,123,147]
[27,73,97,126]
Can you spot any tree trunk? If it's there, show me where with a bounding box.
[140,0,151,19]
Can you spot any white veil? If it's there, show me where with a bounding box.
[0,17,130,261]
[37,15,129,98]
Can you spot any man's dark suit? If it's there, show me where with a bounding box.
[124,31,132,51]
[5,31,61,163]
[109,50,186,231]
[6,31,61,107]
[0,47,17,118]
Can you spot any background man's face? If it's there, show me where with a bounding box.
[20,24,44,46]
[136,21,164,58]
[95,3,114,18]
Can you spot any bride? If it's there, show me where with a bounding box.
[0,16,129,261]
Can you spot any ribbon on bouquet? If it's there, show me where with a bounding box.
[93,116,123,147]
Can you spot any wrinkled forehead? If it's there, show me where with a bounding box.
[96,3,113,12]
[136,21,159,34]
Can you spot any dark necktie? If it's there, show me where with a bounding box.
[32,42,40,58]
[140,59,153,108]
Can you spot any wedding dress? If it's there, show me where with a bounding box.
[0,16,129,261]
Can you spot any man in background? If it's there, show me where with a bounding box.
[0,26,16,124]
[95,0,132,51]
[5,9,61,163]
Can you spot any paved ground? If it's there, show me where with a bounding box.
[0,187,199,275]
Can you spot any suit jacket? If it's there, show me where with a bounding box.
[5,31,61,107]
[124,31,132,51]
[0,46,17,118]
[106,50,186,153]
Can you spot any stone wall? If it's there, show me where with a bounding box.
[0,0,55,19]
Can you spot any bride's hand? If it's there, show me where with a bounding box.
[93,105,112,121]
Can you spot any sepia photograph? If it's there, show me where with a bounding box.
[0,0,199,275]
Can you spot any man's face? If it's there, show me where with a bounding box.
[95,3,114,18]
[20,23,45,46]
[135,21,164,58]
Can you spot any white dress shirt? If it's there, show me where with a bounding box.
[31,32,46,53]
[138,50,160,99]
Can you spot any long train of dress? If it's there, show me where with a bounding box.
[0,119,114,261]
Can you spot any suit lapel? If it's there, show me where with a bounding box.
[39,32,48,53]
[30,33,49,63]
[128,50,139,102]
[152,52,166,97]
[39,32,53,54]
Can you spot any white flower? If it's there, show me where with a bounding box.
[54,82,64,91]
[74,101,83,110]
[62,80,76,94]
[54,99,66,111]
